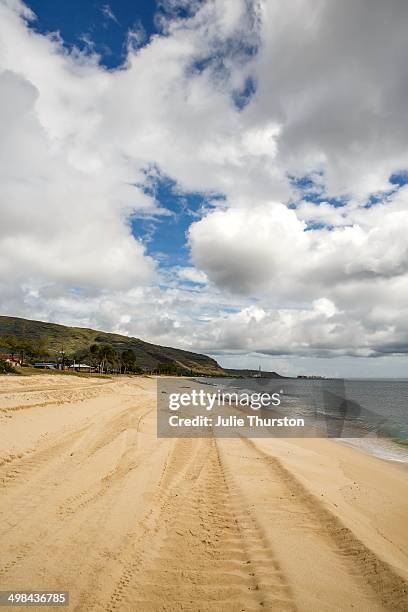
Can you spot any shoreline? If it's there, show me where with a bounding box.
[338,436,408,466]
[191,375,408,465]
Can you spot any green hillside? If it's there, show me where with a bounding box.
[0,315,223,375]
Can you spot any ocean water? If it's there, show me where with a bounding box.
[195,377,408,463]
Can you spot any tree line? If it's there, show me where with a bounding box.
[0,334,188,375]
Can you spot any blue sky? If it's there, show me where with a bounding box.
[2,0,408,376]
[26,1,205,68]
[26,0,157,68]
[131,173,219,268]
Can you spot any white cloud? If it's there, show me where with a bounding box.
[0,0,408,375]
[252,0,408,200]
[177,267,208,284]
[189,195,408,295]
[0,68,155,293]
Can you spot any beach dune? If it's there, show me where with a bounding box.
[0,375,407,611]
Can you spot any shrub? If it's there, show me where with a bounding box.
[0,359,16,374]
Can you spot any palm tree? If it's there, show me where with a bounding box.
[97,344,118,373]
[1,334,18,358]
[121,348,136,374]
[89,344,101,371]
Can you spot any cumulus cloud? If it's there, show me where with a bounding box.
[0,5,157,297]
[177,267,208,284]
[0,0,408,375]
[189,195,408,292]
[253,0,408,200]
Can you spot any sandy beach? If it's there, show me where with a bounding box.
[0,374,407,611]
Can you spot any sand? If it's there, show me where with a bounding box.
[0,374,407,611]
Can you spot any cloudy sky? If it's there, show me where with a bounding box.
[1,0,407,377]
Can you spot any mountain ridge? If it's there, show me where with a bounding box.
[0,315,223,375]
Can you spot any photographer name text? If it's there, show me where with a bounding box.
[168,414,304,428]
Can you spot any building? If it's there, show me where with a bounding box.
[252,365,262,378]
[69,363,92,372]
[0,354,22,367]
[34,362,57,369]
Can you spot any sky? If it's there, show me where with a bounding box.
[0,0,408,377]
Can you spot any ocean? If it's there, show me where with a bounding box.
[195,377,408,463]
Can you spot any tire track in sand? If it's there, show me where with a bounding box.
[58,407,156,519]
[0,425,93,578]
[0,423,92,493]
[0,401,159,606]
[106,437,296,611]
[237,437,408,611]
[0,395,151,574]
